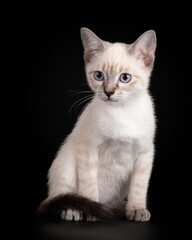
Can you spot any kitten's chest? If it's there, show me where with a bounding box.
[97,138,136,203]
[96,106,146,140]
[98,138,136,168]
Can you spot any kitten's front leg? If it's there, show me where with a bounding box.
[126,145,154,222]
[77,148,99,221]
[77,150,98,201]
[60,148,98,222]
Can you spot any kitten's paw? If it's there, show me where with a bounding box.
[61,209,83,221]
[86,214,97,221]
[126,208,151,222]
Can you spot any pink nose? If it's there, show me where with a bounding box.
[104,91,115,98]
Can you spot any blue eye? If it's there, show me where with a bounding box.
[120,73,132,83]
[94,71,104,81]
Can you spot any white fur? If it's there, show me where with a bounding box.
[48,92,155,201]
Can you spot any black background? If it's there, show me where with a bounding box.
[18,9,191,240]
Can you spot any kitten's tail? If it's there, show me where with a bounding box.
[37,193,126,220]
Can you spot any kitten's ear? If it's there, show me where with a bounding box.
[81,28,105,62]
[129,30,157,67]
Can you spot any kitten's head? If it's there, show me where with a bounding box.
[81,28,156,104]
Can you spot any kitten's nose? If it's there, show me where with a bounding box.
[104,91,115,98]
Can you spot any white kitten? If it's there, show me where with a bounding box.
[37,28,157,222]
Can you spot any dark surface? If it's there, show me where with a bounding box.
[16,7,191,240]
[22,218,167,240]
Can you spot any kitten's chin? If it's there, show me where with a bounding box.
[101,98,123,105]
[96,94,126,105]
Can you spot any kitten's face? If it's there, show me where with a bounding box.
[81,28,156,104]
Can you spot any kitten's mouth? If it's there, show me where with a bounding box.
[106,98,118,102]
[97,93,121,103]
[103,98,120,103]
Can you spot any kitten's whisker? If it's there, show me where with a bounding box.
[73,96,93,115]
[78,101,91,118]
[68,95,90,114]
[68,90,93,97]
[68,94,94,114]
[74,96,93,112]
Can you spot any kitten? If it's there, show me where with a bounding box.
[37,27,157,222]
